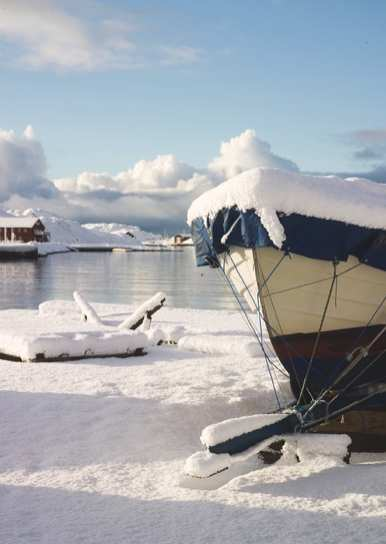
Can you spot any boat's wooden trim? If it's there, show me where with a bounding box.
[271,324,386,363]
[0,347,146,363]
[271,325,386,399]
[313,409,386,451]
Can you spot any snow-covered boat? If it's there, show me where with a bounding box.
[186,167,386,477]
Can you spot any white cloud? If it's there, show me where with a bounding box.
[0,0,135,70]
[54,130,297,198]
[0,126,300,231]
[0,125,58,200]
[54,172,118,194]
[54,155,203,195]
[4,124,386,232]
[0,0,202,71]
[209,129,299,179]
[117,154,197,191]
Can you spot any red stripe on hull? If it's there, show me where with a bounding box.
[272,324,386,365]
[271,324,386,403]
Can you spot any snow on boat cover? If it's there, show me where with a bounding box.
[187,167,386,248]
[188,167,386,272]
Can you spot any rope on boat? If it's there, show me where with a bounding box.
[224,246,386,420]
[220,215,242,245]
[216,253,284,409]
[263,261,362,298]
[246,249,313,399]
[327,346,386,408]
[309,327,386,410]
[254,251,288,296]
[225,250,282,363]
[198,223,386,422]
[302,320,386,420]
[253,251,286,337]
[225,249,316,401]
[302,382,386,430]
[223,249,318,409]
[227,247,386,418]
[225,249,284,367]
[346,294,386,355]
[296,262,338,406]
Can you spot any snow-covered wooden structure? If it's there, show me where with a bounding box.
[0,217,50,243]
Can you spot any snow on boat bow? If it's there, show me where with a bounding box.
[185,167,386,479]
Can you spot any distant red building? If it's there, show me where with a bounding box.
[0,217,50,243]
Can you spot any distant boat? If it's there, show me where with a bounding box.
[143,234,193,248]
[171,234,193,246]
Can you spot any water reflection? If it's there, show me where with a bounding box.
[0,248,237,311]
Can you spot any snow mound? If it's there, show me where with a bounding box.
[184,450,231,478]
[187,167,386,247]
[178,334,261,357]
[0,308,147,361]
[296,433,351,460]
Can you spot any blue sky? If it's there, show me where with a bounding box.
[0,1,385,230]
[0,0,385,177]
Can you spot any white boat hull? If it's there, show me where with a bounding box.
[223,245,386,401]
[223,246,386,337]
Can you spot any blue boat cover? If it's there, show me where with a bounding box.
[191,207,386,271]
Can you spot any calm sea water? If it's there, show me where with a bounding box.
[0,248,238,311]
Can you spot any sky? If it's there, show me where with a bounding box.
[0,0,386,232]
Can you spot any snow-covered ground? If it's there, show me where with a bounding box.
[1,301,386,543]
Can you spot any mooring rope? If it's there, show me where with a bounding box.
[302,323,386,419]
[264,261,362,298]
[216,254,284,409]
[226,249,314,400]
[346,294,386,355]
[302,383,386,430]
[296,262,338,406]
[197,223,386,420]
[327,346,386,408]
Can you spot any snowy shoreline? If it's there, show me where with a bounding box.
[1,300,386,543]
[0,208,167,257]
[0,240,177,258]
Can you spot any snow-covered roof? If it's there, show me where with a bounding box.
[187,167,386,247]
[0,216,40,229]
